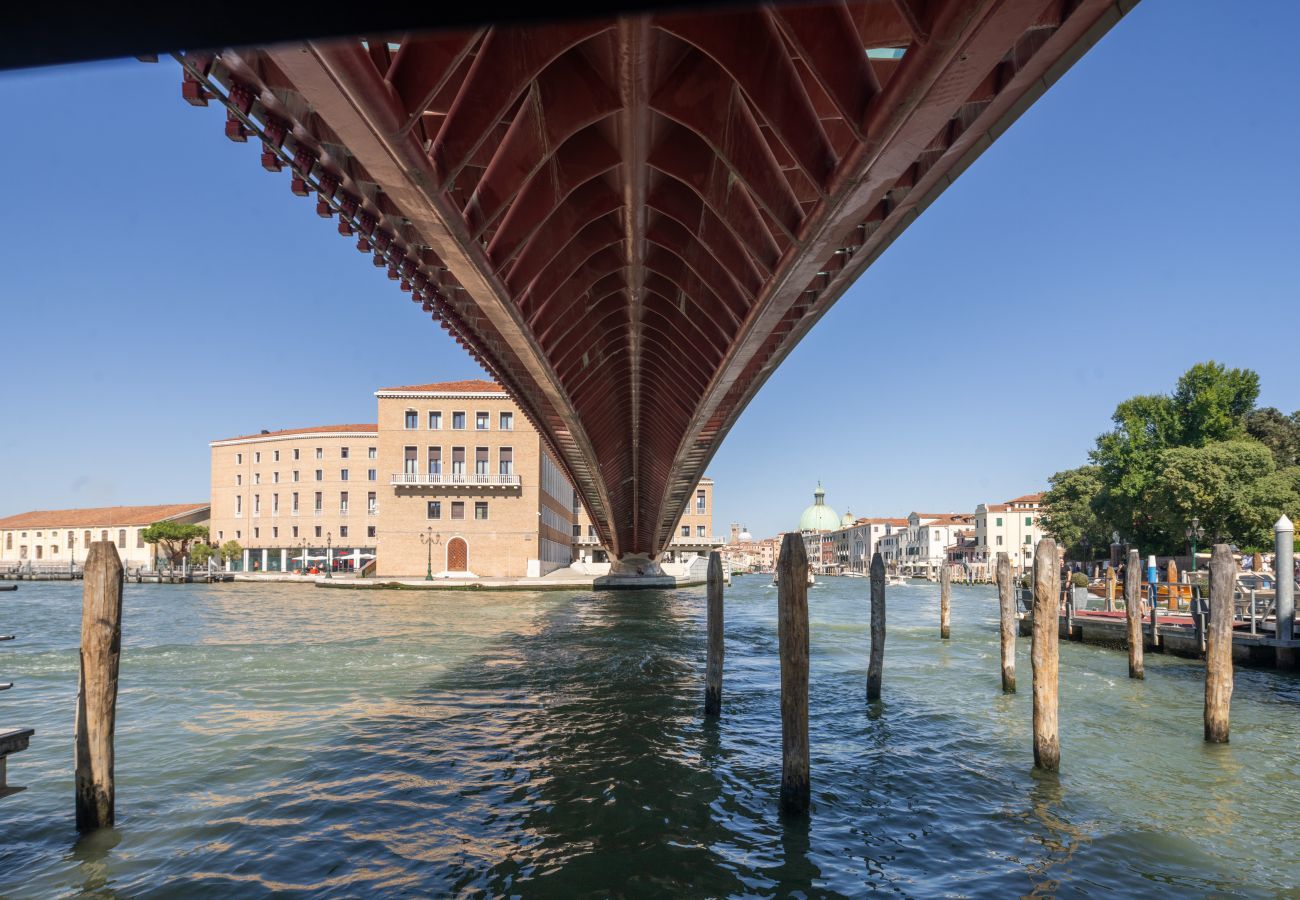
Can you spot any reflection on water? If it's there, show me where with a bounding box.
[1,578,1297,896]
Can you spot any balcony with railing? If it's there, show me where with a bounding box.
[391,472,522,488]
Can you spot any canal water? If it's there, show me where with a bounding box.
[1,577,1296,896]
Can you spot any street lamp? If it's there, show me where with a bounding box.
[420,527,441,580]
[1186,516,1205,572]
[325,532,333,579]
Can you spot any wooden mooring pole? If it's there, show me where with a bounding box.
[1031,539,1060,771]
[1204,544,1235,743]
[777,534,810,813]
[996,553,1015,692]
[939,563,951,639]
[867,552,886,701]
[704,551,724,717]
[1125,549,1144,679]
[75,541,123,830]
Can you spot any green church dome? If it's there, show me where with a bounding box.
[798,483,840,532]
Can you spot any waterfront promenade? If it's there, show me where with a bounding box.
[3,577,1297,894]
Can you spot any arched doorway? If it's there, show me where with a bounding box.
[446,537,468,573]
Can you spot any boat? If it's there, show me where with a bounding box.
[886,574,907,587]
[0,584,16,592]
[843,572,867,579]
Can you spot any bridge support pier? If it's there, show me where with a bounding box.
[593,553,675,589]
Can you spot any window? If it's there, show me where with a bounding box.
[272,472,279,484]
[697,526,705,538]
[315,526,322,538]
[292,492,299,514]
[273,450,280,462]
[427,501,441,519]
[340,526,348,538]
[235,530,241,540]
[254,473,260,485]
[995,517,1003,527]
[368,469,377,481]
[1025,535,1032,545]
[996,536,1003,546]
[428,411,441,430]
[404,446,417,475]
[451,447,466,476]
[572,524,581,537]
[340,469,349,481]
[368,447,377,459]
[499,412,513,431]
[272,493,279,514]
[696,489,706,512]
[475,411,489,430]
[292,470,300,482]
[254,452,261,464]
[428,447,442,475]
[474,501,488,520]
[367,526,376,538]
[101,530,108,542]
[452,411,466,430]
[84,530,91,547]
[340,491,349,514]
[117,530,126,549]
[405,410,418,429]
[272,526,279,538]
[681,526,690,538]
[292,526,298,538]
[314,492,323,512]
[475,447,489,475]
[36,545,42,560]
[367,492,377,514]
[451,501,465,520]
[293,448,300,461]
[341,447,350,459]
[315,469,323,481]
[1026,516,1033,527]
[236,474,242,486]
[254,494,260,514]
[236,453,242,465]
[315,447,323,460]
[235,496,242,516]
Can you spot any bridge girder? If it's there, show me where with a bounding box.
[177,0,1133,557]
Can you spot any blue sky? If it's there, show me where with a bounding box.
[0,0,1296,539]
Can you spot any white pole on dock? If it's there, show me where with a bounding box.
[1273,517,1294,669]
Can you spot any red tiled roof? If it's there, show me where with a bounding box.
[0,503,209,530]
[213,424,377,443]
[376,379,503,393]
[1006,492,1044,504]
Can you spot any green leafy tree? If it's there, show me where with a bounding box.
[1040,465,1109,559]
[141,521,210,565]
[219,540,242,564]
[190,543,216,566]
[1245,407,1300,468]
[1170,361,1259,446]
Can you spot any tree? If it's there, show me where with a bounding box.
[1245,407,1300,468]
[1170,361,1259,446]
[1040,465,1109,560]
[190,543,216,566]
[219,540,242,565]
[141,521,210,565]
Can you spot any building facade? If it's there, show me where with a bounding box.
[0,503,210,569]
[210,378,719,578]
[973,492,1046,578]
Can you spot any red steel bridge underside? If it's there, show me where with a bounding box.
[174,0,1133,561]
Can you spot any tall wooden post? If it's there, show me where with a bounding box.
[1204,544,1235,743]
[939,563,951,639]
[704,551,724,717]
[1105,566,1117,612]
[75,541,123,830]
[1124,549,1143,679]
[996,553,1015,692]
[867,552,886,701]
[1031,539,1060,771]
[777,533,810,813]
